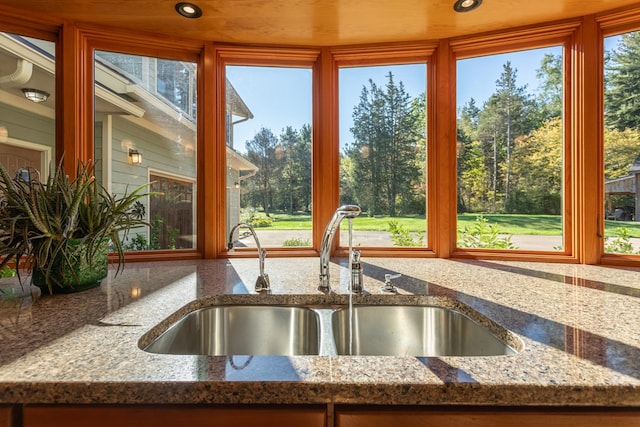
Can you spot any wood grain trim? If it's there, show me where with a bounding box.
[335,409,640,427]
[74,24,203,60]
[0,405,16,427]
[202,41,217,258]
[450,249,580,263]
[597,3,640,34]
[450,20,581,59]
[0,4,61,38]
[23,405,326,427]
[433,39,456,257]
[331,42,437,65]
[215,45,320,66]
[58,22,89,173]
[571,16,604,264]
[328,42,434,256]
[594,8,640,264]
[450,22,582,260]
[214,46,322,256]
[313,47,335,254]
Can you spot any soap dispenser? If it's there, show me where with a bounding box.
[350,249,363,293]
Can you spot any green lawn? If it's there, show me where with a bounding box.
[261,212,640,237]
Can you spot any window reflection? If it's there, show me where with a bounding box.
[0,32,55,180]
[94,50,197,251]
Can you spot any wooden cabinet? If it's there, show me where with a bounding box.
[23,405,326,427]
[0,406,16,427]
[335,407,640,427]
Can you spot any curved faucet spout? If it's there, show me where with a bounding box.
[318,205,361,293]
[228,222,270,292]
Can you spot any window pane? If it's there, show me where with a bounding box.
[225,65,312,249]
[338,64,427,248]
[94,51,197,251]
[604,32,640,255]
[0,33,55,179]
[456,47,564,251]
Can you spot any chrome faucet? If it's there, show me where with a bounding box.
[318,205,361,293]
[227,223,270,292]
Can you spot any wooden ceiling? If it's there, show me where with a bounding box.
[3,0,640,46]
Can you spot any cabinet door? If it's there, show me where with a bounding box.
[24,405,326,427]
[335,408,640,427]
[0,406,16,427]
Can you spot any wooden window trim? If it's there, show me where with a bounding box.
[330,42,437,258]
[214,45,321,258]
[0,4,639,266]
[79,28,204,261]
[596,4,640,266]
[449,21,582,263]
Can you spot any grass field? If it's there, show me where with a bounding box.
[262,212,640,237]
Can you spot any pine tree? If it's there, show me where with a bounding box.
[347,72,423,216]
[245,127,279,215]
[476,62,538,212]
[605,31,640,131]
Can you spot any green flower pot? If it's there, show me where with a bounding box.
[32,239,110,294]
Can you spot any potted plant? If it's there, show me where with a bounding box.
[0,159,149,294]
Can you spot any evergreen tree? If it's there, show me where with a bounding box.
[275,125,312,214]
[536,53,563,121]
[346,72,423,216]
[245,127,279,215]
[476,62,538,212]
[457,98,481,212]
[605,31,640,131]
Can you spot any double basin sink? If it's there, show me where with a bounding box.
[141,303,522,357]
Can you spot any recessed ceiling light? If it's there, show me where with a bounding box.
[175,2,202,18]
[453,0,482,12]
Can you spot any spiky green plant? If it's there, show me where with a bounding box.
[0,160,150,294]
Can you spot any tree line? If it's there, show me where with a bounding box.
[240,125,312,215]
[239,32,640,218]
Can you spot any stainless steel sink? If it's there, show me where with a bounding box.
[141,303,519,357]
[331,305,517,356]
[142,305,321,356]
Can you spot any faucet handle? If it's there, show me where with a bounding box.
[255,273,270,292]
[381,273,401,293]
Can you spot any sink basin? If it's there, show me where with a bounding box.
[331,305,517,356]
[142,303,519,357]
[142,305,321,356]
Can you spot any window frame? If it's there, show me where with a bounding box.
[331,43,437,257]
[598,9,640,265]
[449,22,581,263]
[3,3,640,266]
[80,28,204,261]
[214,45,321,258]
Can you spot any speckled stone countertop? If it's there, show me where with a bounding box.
[1,257,640,407]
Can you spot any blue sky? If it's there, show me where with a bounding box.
[228,36,621,153]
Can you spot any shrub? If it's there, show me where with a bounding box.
[605,227,640,254]
[250,216,273,228]
[282,237,311,247]
[457,215,517,249]
[388,220,424,247]
[124,234,149,251]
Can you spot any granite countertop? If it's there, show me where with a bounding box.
[1,257,640,407]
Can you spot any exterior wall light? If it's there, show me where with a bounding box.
[129,148,143,165]
[453,0,482,12]
[21,88,49,103]
[175,2,202,18]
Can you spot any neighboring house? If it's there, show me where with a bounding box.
[604,154,640,222]
[0,32,257,250]
[225,80,258,239]
[0,33,55,178]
